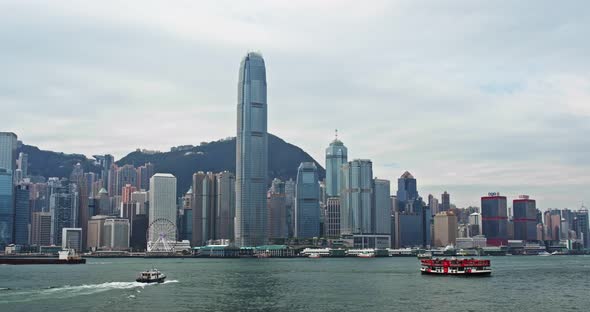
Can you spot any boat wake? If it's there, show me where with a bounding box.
[0,280,178,304]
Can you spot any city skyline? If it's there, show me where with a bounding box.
[2,1,589,208]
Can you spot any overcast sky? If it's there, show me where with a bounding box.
[1,1,589,209]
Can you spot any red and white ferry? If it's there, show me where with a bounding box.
[420,258,491,276]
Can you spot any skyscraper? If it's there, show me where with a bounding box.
[50,184,78,246]
[268,178,288,240]
[294,162,320,239]
[17,152,28,178]
[513,195,537,241]
[325,198,341,238]
[0,169,13,247]
[0,133,17,248]
[340,159,373,235]
[0,132,17,173]
[148,173,177,249]
[216,171,235,241]
[433,211,458,247]
[116,165,137,196]
[93,154,114,189]
[191,172,216,246]
[373,178,392,235]
[441,191,450,212]
[137,162,155,191]
[394,171,431,248]
[191,171,236,246]
[235,52,268,247]
[285,178,296,238]
[481,193,508,246]
[31,211,52,246]
[14,184,30,245]
[574,208,589,248]
[325,133,347,197]
[397,171,419,212]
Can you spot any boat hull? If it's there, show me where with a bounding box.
[136,276,166,283]
[0,257,86,265]
[420,268,491,276]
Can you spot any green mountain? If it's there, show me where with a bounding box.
[18,134,325,195]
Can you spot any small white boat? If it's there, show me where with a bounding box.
[308,253,321,259]
[358,251,375,258]
[136,269,166,283]
[538,251,551,257]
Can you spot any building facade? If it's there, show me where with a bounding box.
[31,211,52,246]
[103,218,130,250]
[441,191,450,212]
[61,228,82,252]
[513,196,537,241]
[340,160,373,235]
[481,193,508,246]
[148,173,177,249]
[294,162,320,238]
[0,170,14,248]
[325,136,347,197]
[325,197,341,238]
[433,212,458,247]
[235,52,268,247]
[373,179,392,235]
[14,184,30,245]
[268,178,288,239]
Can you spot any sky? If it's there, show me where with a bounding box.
[1,0,589,209]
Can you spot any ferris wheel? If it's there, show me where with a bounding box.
[146,218,178,254]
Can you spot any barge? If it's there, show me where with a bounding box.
[0,249,85,265]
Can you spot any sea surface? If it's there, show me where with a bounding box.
[0,256,589,311]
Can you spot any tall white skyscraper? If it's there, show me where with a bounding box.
[235,52,268,247]
[148,173,177,250]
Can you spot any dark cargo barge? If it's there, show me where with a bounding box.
[0,249,86,265]
[0,257,86,265]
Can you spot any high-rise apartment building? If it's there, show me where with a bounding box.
[216,171,235,241]
[137,162,155,191]
[294,162,320,238]
[340,159,373,235]
[235,52,268,247]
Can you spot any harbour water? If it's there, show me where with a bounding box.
[1,256,589,311]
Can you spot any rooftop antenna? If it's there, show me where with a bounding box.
[335,129,338,140]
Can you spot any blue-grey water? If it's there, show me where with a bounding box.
[1,256,589,311]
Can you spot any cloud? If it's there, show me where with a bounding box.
[1,0,589,208]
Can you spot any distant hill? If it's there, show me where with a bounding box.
[116,134,325,194]
[18,144,101,178]
[18,134,325,195]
